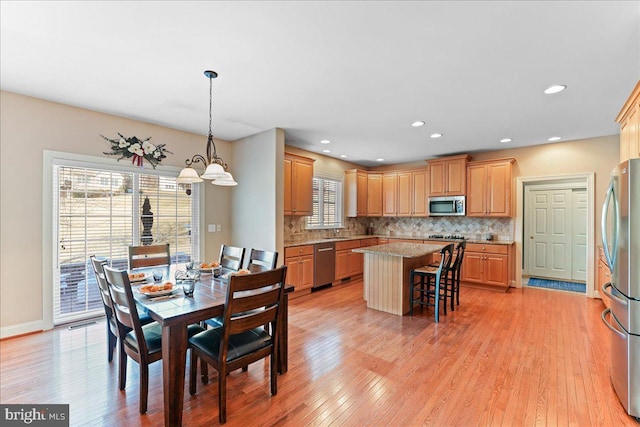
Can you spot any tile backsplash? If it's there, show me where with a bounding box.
[284,216,513,242]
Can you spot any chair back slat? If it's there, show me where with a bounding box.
[104,266,149,355]
[219,245,246,271]
[247,249,278,273]
[128,244,170,269]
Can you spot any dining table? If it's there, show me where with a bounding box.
[131,264,293,427]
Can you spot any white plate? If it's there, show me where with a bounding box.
[136,286,176,297]
[128,274,150,283]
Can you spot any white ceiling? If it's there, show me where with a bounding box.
[1,1,639,167]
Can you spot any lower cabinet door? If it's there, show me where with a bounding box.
[335,250,350,280]
[348,252,362,276]
[300,255,314,290]
[461,252,483,283]
[484,254,508,287]
[285,258,301,288]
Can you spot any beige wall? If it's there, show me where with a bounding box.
[231,128,284,261]
[0,91,233,336]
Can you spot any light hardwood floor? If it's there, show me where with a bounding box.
[1,280,637,426]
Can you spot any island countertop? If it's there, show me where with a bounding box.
[353,242,446,258]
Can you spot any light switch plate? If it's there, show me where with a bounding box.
[208,224,216,232]
[216,224,222,231]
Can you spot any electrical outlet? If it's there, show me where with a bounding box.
[216,224,222,231]
[208,224,216,232]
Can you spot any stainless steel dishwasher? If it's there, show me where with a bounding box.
[314,242,335,288]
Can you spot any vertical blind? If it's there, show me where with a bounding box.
[307,176,343,229]
[53,165,199,325]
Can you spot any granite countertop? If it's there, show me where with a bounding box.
[352,242,447,258]
[284,234,514,247]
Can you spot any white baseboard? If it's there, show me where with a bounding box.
[0,320,45,339]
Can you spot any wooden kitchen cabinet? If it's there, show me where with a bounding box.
[284,245,314,292]
[335,240,362,281]
[397,169,428,216]
[383,173,398,216]
[335,238,378,282]
[597,246,612,308]
[427,154,471,196]
[466,158,515,217]
[616,80,640,162]
[284,153,315,216]
[461,243,511,290]
[345,169,368,217]
[367,173,383,216]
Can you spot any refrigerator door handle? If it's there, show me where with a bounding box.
[601,282,628,307]
[601,179,619,272]
[601,308,627,340]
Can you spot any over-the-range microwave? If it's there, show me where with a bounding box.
[428,195,465,216]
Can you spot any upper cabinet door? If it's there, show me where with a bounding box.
[427,154,471,197]
[283,157,293,214]
[466,164,487,216]
[616,80,640,162]
[382,173,398,216]
[367,173,383,216]
[397,172,413,216]
[466,158,514,217]
[284,153,315,216]
[412,170,428,216]
[428,161,447,196]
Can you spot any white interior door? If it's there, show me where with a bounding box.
[527,188,572,280]
[571,189,588,281]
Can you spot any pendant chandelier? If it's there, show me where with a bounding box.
[177,70,237,186]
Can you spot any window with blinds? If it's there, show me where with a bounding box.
[307,176,343,229]
[53,165,199,325]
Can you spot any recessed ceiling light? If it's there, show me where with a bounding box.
[339,154,347,158]
[411,121,425,127]
[548,136,562,142]
[500,138,512,143]
[544,85,567,94]
[376,158,384,162]
[322,149,331,153]
[430,133,442,138]
[320,139,330,144]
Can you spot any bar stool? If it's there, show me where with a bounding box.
[409,243,454,322]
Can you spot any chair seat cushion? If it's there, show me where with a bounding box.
[189,327,272,362]
[125,323,204,355]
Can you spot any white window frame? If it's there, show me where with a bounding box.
[306,173,344,230]
[42,150,205,329]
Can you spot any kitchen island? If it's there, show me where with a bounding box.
[353,242,446,316]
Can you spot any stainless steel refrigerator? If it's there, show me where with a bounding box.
[601,158,640,419]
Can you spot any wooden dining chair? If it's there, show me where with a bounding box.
[103,266,203,414]
[247,249,278,273]
[219,244,246,272]
[409,243,454,322]
[90,256,155,363]
[449,241,466,310]
[89,256,120,362]
[189,266,287,424]
[128,243,170,270]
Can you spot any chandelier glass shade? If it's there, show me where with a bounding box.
[177,70,237,186]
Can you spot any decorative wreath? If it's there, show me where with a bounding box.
[101,133,171,168]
